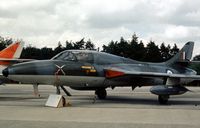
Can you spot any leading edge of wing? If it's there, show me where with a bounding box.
[104,68,200,80]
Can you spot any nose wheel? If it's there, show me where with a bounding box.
[95,88,107,99]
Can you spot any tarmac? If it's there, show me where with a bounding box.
[0,84,200,128]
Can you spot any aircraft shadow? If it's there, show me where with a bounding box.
[107,96,200,106]
[0,96,46,101]
[71,95,200,107]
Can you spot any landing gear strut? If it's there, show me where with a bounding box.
[33,84,40,97]
[60,85,72,96]
[158,95,169,104]
[56,86,61,94]
[95,88,107,99]
[56,85,72,96]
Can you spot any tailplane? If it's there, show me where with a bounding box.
[165,41,194,66]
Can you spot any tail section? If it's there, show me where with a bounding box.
[0,41,24,65]
[0,41,24,59]
[166,41,194,66]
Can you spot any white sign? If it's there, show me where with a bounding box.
[45,94,65,108]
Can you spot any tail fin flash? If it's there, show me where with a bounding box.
[0,41,24,59]
[166,41,194,65]
[13,41,24,59]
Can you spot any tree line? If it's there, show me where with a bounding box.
[0,34,181,62]
[0,34,199,63]
[0,37,95,59]
[21,38,96,59]
[102,34,179,62]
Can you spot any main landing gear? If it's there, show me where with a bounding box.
[158,95,169,104]
[95,88,107,99]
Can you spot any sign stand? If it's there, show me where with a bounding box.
[45,94,71,108]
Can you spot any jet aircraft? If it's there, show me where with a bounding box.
[3,41,200,104]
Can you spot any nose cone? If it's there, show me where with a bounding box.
[2,68,9,77]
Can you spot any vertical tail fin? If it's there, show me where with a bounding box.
[0,41,24,66]
[0,41,24,59]
[166,41,194,66]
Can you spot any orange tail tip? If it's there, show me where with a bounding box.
[0,41,24,66]
[0,42,21,59]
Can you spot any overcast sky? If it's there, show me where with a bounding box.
[0,0,200,55]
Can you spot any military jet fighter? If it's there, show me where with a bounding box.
[2,41,200,104]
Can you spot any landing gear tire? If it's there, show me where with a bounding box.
[95,89,107,100]
[158,95,169,104]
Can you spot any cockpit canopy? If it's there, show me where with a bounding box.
[52,50,135,64]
